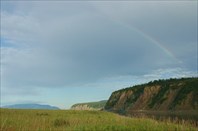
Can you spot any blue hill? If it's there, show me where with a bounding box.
[2,104,60,110]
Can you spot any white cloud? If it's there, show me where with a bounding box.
[1,12,42,47]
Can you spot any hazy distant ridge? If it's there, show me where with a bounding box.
[2,104,60,110]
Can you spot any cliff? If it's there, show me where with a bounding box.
[71,100,107,110]
[105,78,198,114]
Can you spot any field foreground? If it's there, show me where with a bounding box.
[0,109,197,131]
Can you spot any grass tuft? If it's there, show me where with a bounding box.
[53,118,70,127]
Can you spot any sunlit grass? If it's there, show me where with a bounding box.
[0,108,197,131]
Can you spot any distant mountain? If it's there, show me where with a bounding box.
[71,100,107,110]
[105,77,198,114]
[2,104,60,110]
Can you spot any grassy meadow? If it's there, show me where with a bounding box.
[0,108,197,131]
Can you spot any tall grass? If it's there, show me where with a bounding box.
[0,108,197,131]
[127,110,198,127]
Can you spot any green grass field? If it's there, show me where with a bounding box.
[0,108,197,131]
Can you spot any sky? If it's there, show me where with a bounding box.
[1,1,197,109]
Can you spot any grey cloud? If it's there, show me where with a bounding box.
[94,2,197,43]
[94,1,197,70]
[1,2,197,90]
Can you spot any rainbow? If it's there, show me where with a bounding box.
[130,26,181,63]
[119,21,181,63]
[102,12,182,63]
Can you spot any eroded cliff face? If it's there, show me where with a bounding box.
[71,104,95,110]
[105,78,198,114]
[71,100,107,110]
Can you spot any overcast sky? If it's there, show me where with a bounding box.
[1,1,197,109]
